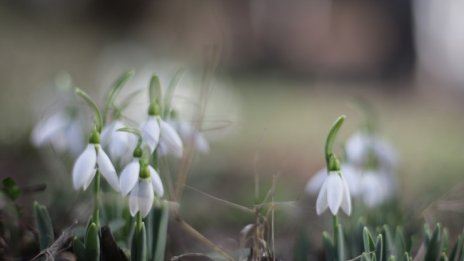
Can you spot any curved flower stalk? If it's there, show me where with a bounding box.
[315,116,352,216]
[101,120,137,164]
[72,137,120,192]
[31,111,85,155]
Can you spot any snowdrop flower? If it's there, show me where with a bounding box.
[140,103,183,157]
[72,133,120,192]
[140,115,161,153]
[120,161,164,217]
[157,120,183,157]
[306,164,362,197]
[359,170,395,207]
[101,120,137,164]
[31,111,85,155]
[316,171,352,216]
[345,131,397,170]
[170,120,209,154]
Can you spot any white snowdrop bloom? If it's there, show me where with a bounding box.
[345,132,397,170]
[31,112,85,155]
[101,120,137,164]
[306,164,362,197]
[316,171,352,216]
[122,163,164,217]
[359,171,395,207]
[140,116,161,152]
[129,178,154,217]
[72,144,120,192]
[119,159,140,196]
[173,120,209,154]
[157,120,183,157]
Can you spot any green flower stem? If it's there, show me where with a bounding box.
[325,115,345,172]
[92,171,101,227]
[75,88,103,133]
[136,212,143,231]
[333,215,338,243]
[103,70,134,123]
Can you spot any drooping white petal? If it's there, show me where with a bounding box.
[345,132,371,166]
[31,112,68,147]
[119,160,140,196]
[305,167,327,194]
[140,117,160,152]
[129,184,139,216]
[195,134,210,153]
[100,123,113,147]
[316,178,329,215]
[96,146,120,192]
[360,171,390,207]
[326,173,344,215]
[177,120,209,153]
[160,120,183,157]
[72,144,97,190]
[83,169,97,190]
[137,179,154,217]
[340,164,362,197]
[340,175,352,215]
[149,166,164,196]
[66,121,85,155]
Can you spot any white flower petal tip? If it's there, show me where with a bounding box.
[101,121,137,163]
[141,117,160,153]
[305,168,327,194]
[119,160,140,196]
[160,120,183,157]
[72,145,97,190]
[315,171,352,216]
[97,147,120,192]
[149,166,164,196]
[129,179,154,218]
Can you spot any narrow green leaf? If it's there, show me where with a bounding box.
[324,115,345,168]
[364,227,376,252]
[149,75,162,104]
[425,223,442,261]
[448,234,463,261]
[75,88,103,133]
[162,69,185,118]
[443,228,450,254]
[85,222,100,261]
[33,202,54,250]
[362,252,373,261]
[336,222,346,261]
[293,230,310,261]
[104,70,135,120]
[395,227,407,261]
[72,237,87,261]
[151,200,169,261]
[382,225,396,259]
[323,231,335,261]
[131,221,147,261]
[375,234,383,261]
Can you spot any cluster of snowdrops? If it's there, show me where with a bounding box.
[29,71,464,261]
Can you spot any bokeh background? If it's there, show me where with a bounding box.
[1,0,464,258]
